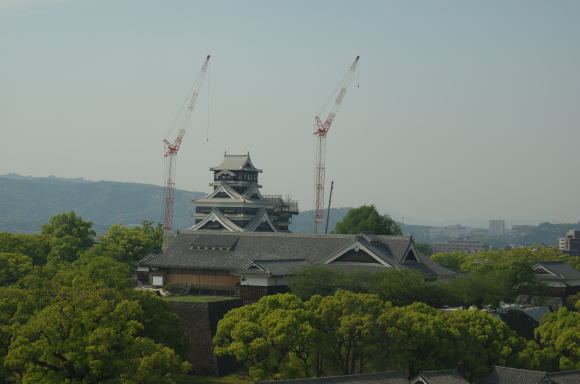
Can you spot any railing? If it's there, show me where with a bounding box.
[263,195,299,213]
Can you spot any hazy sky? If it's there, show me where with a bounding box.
[1,0,579,226]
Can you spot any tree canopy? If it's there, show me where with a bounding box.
[334,205,402,235]
[534,308,580,370]
[4,289,189,384]
[41,212,96,264]
[214,291,536,381]
[88,221,162,264]
[0,212,190,383]
[431,246,580,272]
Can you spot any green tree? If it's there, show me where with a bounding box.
[442,270,513,308]
[0,253,33,287]
[565,292,580,311]
[214,293,318,380]
[444,309,525,381]
[534,308,580,370]
[516,340,559,372]
[41,212,95,264]
[289,267,444,306]
[0,233,51,265]
[55,254,132,290]
[378,302,455,377]
[334,205,401,235]
[430,251,468,272]
[306,290,385,375]
[90,221,162,264]
[125,290,188,359]
[4,288,190,383]
[452,246,578,273]
[367,270,444,307]
[0,287,45,381]
[288,267,345,299]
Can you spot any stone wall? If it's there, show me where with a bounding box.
[169,299,242,375]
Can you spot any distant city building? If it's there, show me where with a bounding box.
[511,225,535,237]
[190,153,298,232]
[558,229,580,256]
[489,220,505,236]
[428,225,477,240]
[431,239,485,254]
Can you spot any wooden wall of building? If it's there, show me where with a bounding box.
[165,273,240,289]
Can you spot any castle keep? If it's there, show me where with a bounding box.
[190,153,298,232]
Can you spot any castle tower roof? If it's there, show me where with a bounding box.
[210,154,262,173]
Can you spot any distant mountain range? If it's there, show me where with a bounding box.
[0,174,204,234]
[0,174,350,234]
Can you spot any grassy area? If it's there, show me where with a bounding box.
[162,295,236,303]
[175,373,253,384]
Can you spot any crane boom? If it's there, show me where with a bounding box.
[162,55,211,249]
[313,56,359,233]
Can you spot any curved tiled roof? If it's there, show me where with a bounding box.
[547,370,580,384]
[140,232,456,278]
[481,366,551,384]
[411,369,468,384]
[533,261,580,281]
[210,154,262,172]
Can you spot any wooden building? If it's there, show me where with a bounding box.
[139,231,456,303]
[532,260,580,300]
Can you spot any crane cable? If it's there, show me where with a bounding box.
[206,62,211,142]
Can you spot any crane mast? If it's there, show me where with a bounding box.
[162,55,211,249]
[313,56,359,233]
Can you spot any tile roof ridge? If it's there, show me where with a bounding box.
[420,368,460,373]
[258,371,403,383]
[493,365,547,374]
[539,260,566,264]
[198,231,357,238]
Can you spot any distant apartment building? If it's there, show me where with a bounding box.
[432,239,485,254]
[558,229,580,256]
[489,220,505,236]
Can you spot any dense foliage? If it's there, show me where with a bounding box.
[0,212,189,383]
[333,205,402,235]
[214,291,572,381]
[288,264,548,309]
[431,246,580,272]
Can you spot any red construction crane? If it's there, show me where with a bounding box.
[162,55,211,248]
[313,56,359,233]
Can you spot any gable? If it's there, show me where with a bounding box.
[322,241,392,267]
[256,221,275,232]
[533,267,553,275]
[332,249,382,264]
[402,249,418,263]
[197,219,230,231]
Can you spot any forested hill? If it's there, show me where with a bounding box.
[0,174,204,234]
[0,174,351,234]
